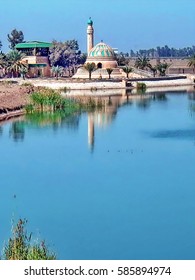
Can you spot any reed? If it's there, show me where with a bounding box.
[26,89,105,114]
[27,90,79,113]
[2,219,56,260]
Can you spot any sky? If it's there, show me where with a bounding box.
[1,0,195,53]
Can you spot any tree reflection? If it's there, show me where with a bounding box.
[0,126,3,136]
[136,97,152,110]
[188,93,195,101]
[9,121,25,142]
[25,111,80,131]
[152,93,167,101]
[60,114,80,130]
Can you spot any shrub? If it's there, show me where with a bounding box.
[136,82,146,94]
[90,87,97,91]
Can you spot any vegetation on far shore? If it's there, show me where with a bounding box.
[0,28,195,81]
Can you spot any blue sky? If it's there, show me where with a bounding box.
[1,0,195,53]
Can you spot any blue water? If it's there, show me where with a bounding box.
[1,91,195,260]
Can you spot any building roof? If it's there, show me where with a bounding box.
[28,63,47,67]
[88,42,115,58]
[15,41,52,49]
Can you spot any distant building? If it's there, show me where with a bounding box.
[15,41,52,77]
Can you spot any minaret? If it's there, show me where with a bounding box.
[87,17,94,55]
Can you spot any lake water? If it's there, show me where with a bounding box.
[1,90,195,260]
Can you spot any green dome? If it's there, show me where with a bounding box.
[87,17,93,25]
[88,42,115,58]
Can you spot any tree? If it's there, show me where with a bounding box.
[7,29,24,49]
[49,40,83,76]
[156,62,169,76]
[51,65,64,80]
[0,41,2,51]
[134,56,151,70]
[122,66,132,78]
[131,45,195,58]
[6,50,27,77]
[0,53,8,69]
[115,52,129,66]
[106,68,113,79]
[0,53,8,77]
[188,55,195,73]
[83,62,96,79]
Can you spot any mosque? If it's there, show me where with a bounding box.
[73,18,123,79]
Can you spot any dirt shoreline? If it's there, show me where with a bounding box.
[0,82,32,121]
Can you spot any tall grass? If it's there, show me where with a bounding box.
[27,88,80,113]
[2,219,56,260]
[26,88,104,115]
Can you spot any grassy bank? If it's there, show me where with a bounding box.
[25,87,105,115]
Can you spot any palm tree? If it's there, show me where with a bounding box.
[134,56,151,70]
[6,50,27,77]
[83,62,96,80]
[51,65,64,80]
[122,66,132,78]
[106,68,113,79]
[188,55,195,73]
[156,62,169,76]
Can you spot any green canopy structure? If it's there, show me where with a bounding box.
[15,41,52,49]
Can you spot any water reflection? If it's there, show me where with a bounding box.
[152,93,167,101]
[9,121,25,142]
[25,111,80,131]
[0,92,170,148]
[135,93,167,110]
[151,129,195,140]
[136,96,152,109]
[188,93,195,101]
[188,93,195,119]
[87,95,132,151]
[3,90,195,149]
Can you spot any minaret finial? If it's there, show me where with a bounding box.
[87,17,93,26]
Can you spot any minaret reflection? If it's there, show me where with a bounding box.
[88,113,95,151]
[87,94,131,151]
